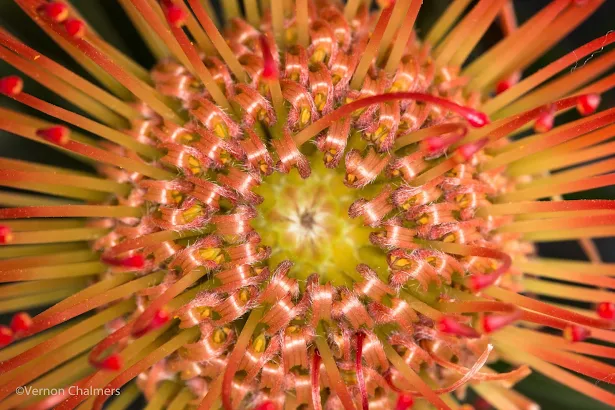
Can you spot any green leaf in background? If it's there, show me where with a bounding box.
[516,372,615,410]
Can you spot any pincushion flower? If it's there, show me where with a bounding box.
[0,0,614,409]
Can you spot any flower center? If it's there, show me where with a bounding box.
[254,155,376,286]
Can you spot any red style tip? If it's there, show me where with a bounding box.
[0,75,24,96]
[424,136,447,153]
[438,317,480,338]
[102,254,145,269]
[64,19,86,39]
[495,72,521,95]
[10,312,33,335]
[118,254,145,268]
[150,309,170,329]
[422,128,467,154]
[255,402,277,410]
[396,394,414,410]
[162,3,186,27]
[0,326,13,347]
[0,225,13,244]
[468,271,499,292]
[36,126,70,145]
[259,35,278,80]
[596,302,615,320]
[43,2,69,23]
[482,310,522,334]
[563,325,591,342]
[495,79,512,95]
[455,137,489,162]
[96,354,123,371]
[577,94,600,116]
[133,309,170,337]
[464,111,490,128]
[534,107,555,133]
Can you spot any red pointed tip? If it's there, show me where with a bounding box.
[255,402,277,410]
[534,111,554,133]
[10,312,33,335]
[102,254,145,269]
[0,225,13,244]
[0,326,14,348]
[423,136,446,153]
[438,317,480,338]
[396,394,414,410]
[495,79,512,95]
[96,353,123,371]
[465,111,490,128]
[122,254,145,268]
[563,325,591,342]
[43,2,69,23]
[150,309,170,329]
[495,72,520,95]
[455,137,489,162]
[468,272,499,292]
[259,35,278,80]
[64,19,86,39]
[0,76,24,96]
[482,311,522,334]
[36,126,70,145]
[577,94,600,116]
[422,129,467,154]
[596,302,615,320]
[133,309,170,337]
[162,4,186,27]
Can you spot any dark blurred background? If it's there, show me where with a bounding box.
[0,0,614,408]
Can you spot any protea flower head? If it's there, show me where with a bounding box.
[0,0,614,409]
